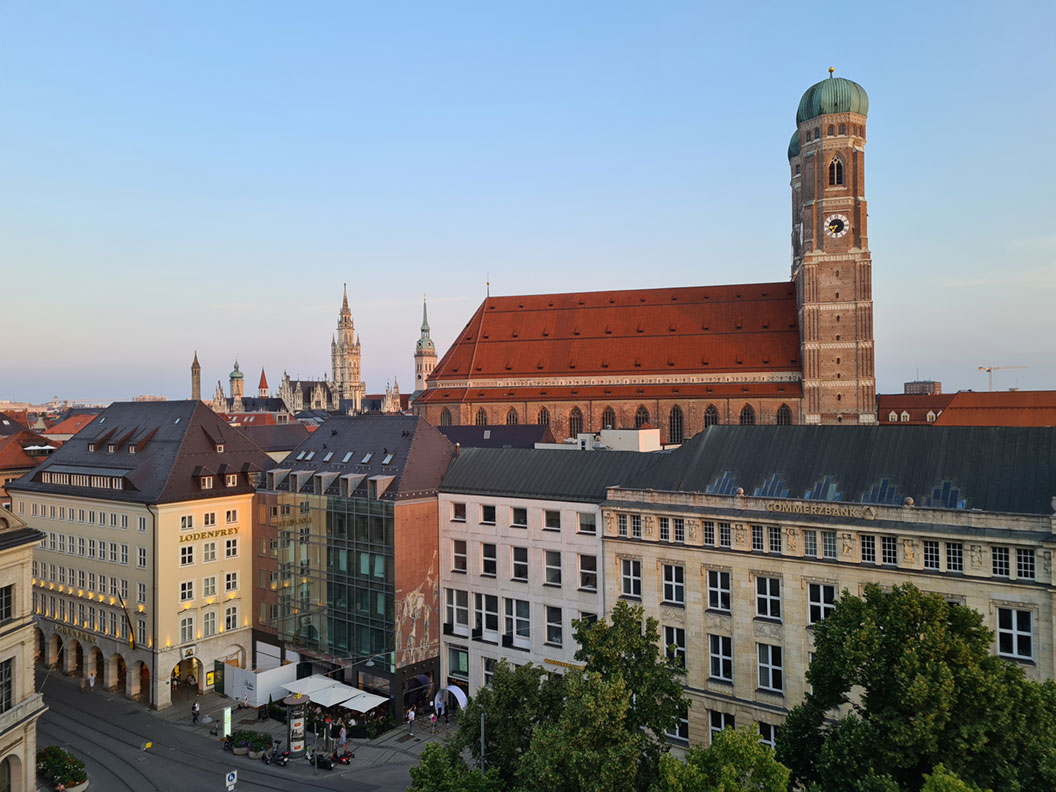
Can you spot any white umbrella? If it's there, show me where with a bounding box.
[339,691,389,713]
[309,683,360,708]
[283,675,340,696]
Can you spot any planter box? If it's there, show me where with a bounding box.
[233,746,248,756]
[248,750,264,760]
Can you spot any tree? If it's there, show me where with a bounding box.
[452,660,565,789]
[777,582,1056,792]
[409,743,504,792]
[920,765,989,792]
[651,726,790,792]
[516,671,642,792]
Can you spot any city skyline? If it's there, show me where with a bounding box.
[3,2,1054,403]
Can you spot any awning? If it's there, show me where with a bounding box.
[282,675,339,696]
[310,683,360,708]
[339,691,389,713]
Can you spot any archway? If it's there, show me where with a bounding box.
[48,633,64,670]
[65,638,83,677]
[34,628,44,665]
[131,660,150,701]
[220,644,246,669]
[85,646,104,684]
[107,653,127,693]
[0,752,22,792]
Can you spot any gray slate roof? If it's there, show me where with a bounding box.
[438,424,556,449]
[237,423,310,452]
[8,400,274,504]
[440,447,665,503]
[629,425,1056,516]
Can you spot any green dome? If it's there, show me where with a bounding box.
[229,361,244,380]
[787,130,800,160]
[796,76,868,124]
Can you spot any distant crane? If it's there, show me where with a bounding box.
[978,365,1027,391]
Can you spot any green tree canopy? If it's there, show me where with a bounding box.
[651,726,790,792]
[409,743,504,792]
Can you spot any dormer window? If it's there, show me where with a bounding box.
[215,443,225,453]
[226,474,238,487]
[361,452,373,464]
[888,411,898,422]
[88,443,95,453]
[200,476,214,490]
[926,411,936,423]
[900,411,910,422]
[107,444,115,454]
[128,445,136,454]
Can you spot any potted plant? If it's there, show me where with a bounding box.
[231,731,252,756]
[247,733,269,760]
[37,745,89,791]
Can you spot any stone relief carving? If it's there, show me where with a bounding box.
[704,612,730,629]
[735,525,746,546]
[604,513,614,535]
[643,516,654,537]
[784,527,797,552]
[902,538,916,563]
[841,532,854,556]
[970,545,983,569]
[660,606,686,624]
[688,519,698,541]
[1044,551,1052,574]
[753,620,782,640]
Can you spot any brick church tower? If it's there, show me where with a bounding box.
[789,70,876,424]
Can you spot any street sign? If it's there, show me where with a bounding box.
[225,769,237,790]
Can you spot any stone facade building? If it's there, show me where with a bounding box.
[415,74,876,440]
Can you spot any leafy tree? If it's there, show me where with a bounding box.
[452,660,565,789]
[920,765,989,792]
[409,743,504,792]
[516,671,642,792]
[778,582,1056,792]
[651,726,790,792]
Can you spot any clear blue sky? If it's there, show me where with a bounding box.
[2,1,1054,403]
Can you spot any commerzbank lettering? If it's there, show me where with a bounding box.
[765,502,876,520]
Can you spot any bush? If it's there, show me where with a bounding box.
[248,733,271,752]
[37,745,88,787]
[231,730,255,749]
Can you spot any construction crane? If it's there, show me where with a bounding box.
[978,365,1027,391]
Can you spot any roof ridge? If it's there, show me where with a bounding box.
[155,401,201,502]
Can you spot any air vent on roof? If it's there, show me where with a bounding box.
[609,298,615,304]
[669,325,676,332]
[601,359,608,368]
[736,358,743,365]
[743,386,749,392]
[667,358,674,366]
[634,357,641,367]
[568,361,575,369]
[548,302,554,307]
[511,330,518,338]
[482,333,489,339]
[604,389,611,394]
[571,389,578,395]
[778,386,785,392]
[542,328,549,336]
[763,358,770,364]
[573,327,580,336]
[636,324,643,333]
[605,326,612,334]
[735,292,742,298]
[505,362,512,371]
[640,296,646,303]
[671,295,678,301]
[735,318,742,329]
[762,291,767,297]
[578,299,584,305]
[518,302,524,308]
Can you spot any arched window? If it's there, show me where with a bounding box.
[829,157,844,186]
[814,127,820,139]
[776,404,792,425]
[475,408,488,427]
[888,411,898,422]
[635,406,650,429]
[926,411,936,423]
[537,407,550,426]
[600,406,616,430]
[805,130,811,142]
[668,406,684,444]
[505,408,518,426]
[703,404,719,427]
[838,123,845,135]
[827,124,835,136]
[568,407,583,438]
[739,405,755,425]
[900,411,910,422]
[439,407,452,427]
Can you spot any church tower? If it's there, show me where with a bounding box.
[191,351,201,401]
[229,360,244,413]
[413,296,437,395]
[789,70,876,424]
[258,368,269,398]
[331,285,365,412]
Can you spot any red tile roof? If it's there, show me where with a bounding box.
[217,412,279,426]
[933,391,1056,427]
[428,283,801,383]
[0,431,61,471]
[42,413,100,436]
[877,394,955,425]
[259,369,269,390]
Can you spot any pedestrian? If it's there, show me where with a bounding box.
[79,677,86,694]
[192,700,200,724]
[88,672,96,692]
[407,706,416,736]
[430,711,437,734]
[338,722,347,752]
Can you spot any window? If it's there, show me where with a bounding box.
[200,476,213,490]
[544,550,561,586]
[756,577,781,619]
[758,644,784,692]
[601,406,616,429]
[673,518,685,543]
[622,558,642,598]
[481,544,497,577]
[137,582,147,603]
[511,507,527,528]
[997,607,1033,660]
[537,407,550,426]
[203,576,216,597]
[0,586,10,624]
[1017,549,1035,580]
[776,404,792,425]
[631,515,642,539]
[483,657,497,686]
[203,611,217,637]
[226,474,238,487]
[578,513,596,534]
[710,711,735,743]
[704,404,719,427]
[579,555,598,591]
[544,510,561,530]
[180,616,194,644]
[808,583,836,624]
[58,534,66,554]
[568,407,583,437]
[505,598,530,646]
[225,509,237,523]
[822,531,837,560]
[439,408,452,426]
[665,625,686,668]
[446,589,469,632]
[225,571,238,591]
[758,722,776,749]
[480,505,496,525]
[203,542,216,563]
[474,593,499,639]
[449,646,469,679]
[861,535,876,563]
[451,502,466,522]
[180,581,194,602]
[505,408,518,425]
[658,517,670,542]
[452,540,467,572]
[512,547,528,581]
[617,514,627,537]
[180,546,193,566]
[668,406,684,444]
[946,542,964,572]
[881,535,897,565]
[829,156,844,186]
[138,516,146,532]
[137,619,147,646]
[751,525,764,552]
[545,606,563,646]
[225,605,238,631]
[137,547,147,568]
[768,526,781,553]
[719,522,731,548]
[359,452,372,464]
[663,564,685,605]
[475,408,487,427]
[634,406,649,429]
[804,530,817,557]
[708,569,731,611]
[992,546,1010,577]
[78,537,85,556]
[739,405,755,425]
[923,540,940,570]
[709,634,733,681]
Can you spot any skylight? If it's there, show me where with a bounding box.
[361,452,373,464]
[342,451,354,463]
[382,453,394,465]
[323,451,334,462]
[296,450,306,460]
[305,450,316,461]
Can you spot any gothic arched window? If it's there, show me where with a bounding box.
[829,157,844,186]
[601,406,616,430]
[537,407,550,426]
[439,407,452,426]
[838,124,846,135]
[475,408,488,427]
[635,406,650,429]
[568,407,583,438]
[739,405,755,426]
[827,124,835,136]
[776,404,792,426]
[506,408,518,426]
[668,405,684,444]
[704,404,719,427]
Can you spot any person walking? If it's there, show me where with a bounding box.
[430,711,437,734]
[338,722,347,753]
[79,677,86,694]
[192,700,200,724]
[407,706,416,736]
[88,672,96,692]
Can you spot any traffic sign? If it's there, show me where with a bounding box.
[225,769,237,788]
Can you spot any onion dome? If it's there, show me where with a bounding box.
[787,130,800,160]
[229,360,244,380]
[796,73,868,124]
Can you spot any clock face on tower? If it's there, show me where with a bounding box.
[824,214,849,238]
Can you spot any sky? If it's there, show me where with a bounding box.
[2,1,1054,403]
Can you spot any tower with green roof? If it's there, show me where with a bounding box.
[412,296,438,402]
[788,69,876,425]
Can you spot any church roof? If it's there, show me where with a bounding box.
[428,283,800,385]
[796,75,869,124]
[417,381,801,406]
[259,368,269,390]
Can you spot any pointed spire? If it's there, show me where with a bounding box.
[258,368,268,390]
[421,295,430,334]
[342,282,349,311]
[191,350,200,369]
